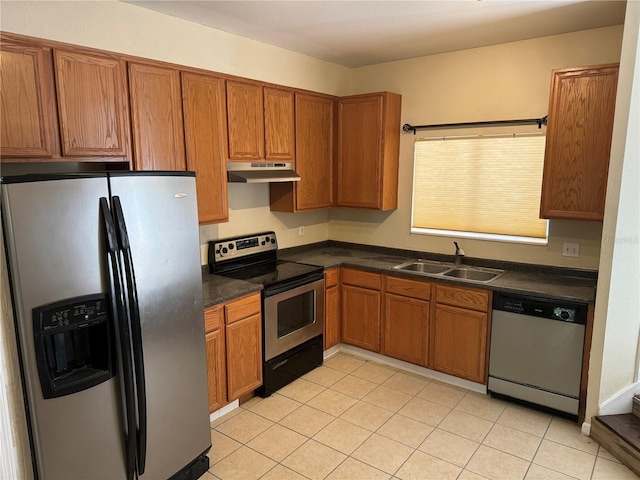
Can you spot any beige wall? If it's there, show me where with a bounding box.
[334,26,624,269]
[0,0,351,264]
[588,1,640,420]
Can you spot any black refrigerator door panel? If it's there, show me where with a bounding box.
[1,176,128,479]
[108,173,211,479]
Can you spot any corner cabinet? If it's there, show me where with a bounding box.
[182,72,229,224]
[540,64,619,221]
[128,62,186,171]
[430,284,491,384]
[204,292,263,413]
[270,92,335,212]
[336,92,401,210]
[341,268,382,352]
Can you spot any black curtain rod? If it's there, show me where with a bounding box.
[402,115,547,135]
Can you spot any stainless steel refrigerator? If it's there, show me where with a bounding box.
[1,172,211,479]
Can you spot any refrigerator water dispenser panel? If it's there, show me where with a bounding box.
[33,293,115,398]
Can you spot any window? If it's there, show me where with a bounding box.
[411,134,548,244]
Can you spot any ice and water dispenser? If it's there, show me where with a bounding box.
[32,293,115,398]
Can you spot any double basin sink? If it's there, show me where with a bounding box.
[392,259,505,284]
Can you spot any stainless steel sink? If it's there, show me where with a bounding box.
[392,260,504,284]
[442,267,504,283]
[393,260,452,275]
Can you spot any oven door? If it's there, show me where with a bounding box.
[263,277,325,361]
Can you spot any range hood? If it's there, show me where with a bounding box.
[227,162,301,183]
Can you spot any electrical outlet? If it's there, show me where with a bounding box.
[562,242,580,257]
[298,226,305,236]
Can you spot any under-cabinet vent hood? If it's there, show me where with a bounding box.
[227,162,301,183]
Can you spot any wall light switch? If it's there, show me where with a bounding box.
[298,226,305,236]
[562,242,580,257]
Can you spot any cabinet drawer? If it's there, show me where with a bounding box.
[225,292,261,324]
[325,268,340,288]
[434,284,489,312]
[342,268,381,290]
[386,276,430,301]
[204,305,223,333]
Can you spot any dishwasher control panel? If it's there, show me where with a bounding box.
[492,293,587,325]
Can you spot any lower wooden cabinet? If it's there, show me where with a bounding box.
[205,328,226,412]
[430,284,490,384]
[225,313,263,400]
[204,292,262,413]
[384,275,430,366]
[341,269,382,352]
[324,268,341,349]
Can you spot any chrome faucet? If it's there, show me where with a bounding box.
[453,241,465,266]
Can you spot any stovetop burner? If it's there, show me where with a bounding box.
[208,232,323,288]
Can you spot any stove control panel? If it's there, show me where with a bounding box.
[209,232,278,263]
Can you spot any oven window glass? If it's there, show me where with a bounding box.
[277,291,314,338]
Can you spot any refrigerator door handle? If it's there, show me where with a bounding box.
[100,197,138,480]
[112,196,148,475]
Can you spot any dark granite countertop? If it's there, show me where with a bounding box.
[278,244,598,304]
[200,242,598,306]
[201,270,262,308]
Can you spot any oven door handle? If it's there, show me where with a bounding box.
[263,274,324,297]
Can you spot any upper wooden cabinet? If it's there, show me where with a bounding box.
[54,50,130,160]
[129,62,185,171]
[337,92,401,210]
[182,72,229,224]
[225,80,295,163]
[0,39,59,159]
[270,92,335,212]
[540,64,619,221]
[226,79,264,161]
[264,87,295,161]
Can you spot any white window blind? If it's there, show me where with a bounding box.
[411,134,548,243]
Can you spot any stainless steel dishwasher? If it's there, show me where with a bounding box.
[488,293,588,416]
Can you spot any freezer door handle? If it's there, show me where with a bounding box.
[112,196,148,475]
[100,197,137,480]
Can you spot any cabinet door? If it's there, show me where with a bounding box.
[269,93,334,212]
[325,285,340,350]
[129,63,185,170]
[431,304,488,384]
[324,268,341,350]
[540,64,619,221]
[205,329,226,413]
[264,87,295,161]
[0,42,58,158]
[337,94,383,208]
[226,313,263,400]
[341,284,381,352]
[384,293,429,366]
[54,50,130,159]
[182,72,229,224]
[226,80,264,161]
[295,93,334,210]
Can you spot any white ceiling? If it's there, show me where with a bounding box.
[125,0,627,68]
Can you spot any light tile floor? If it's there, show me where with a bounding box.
[203,353,638,480]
